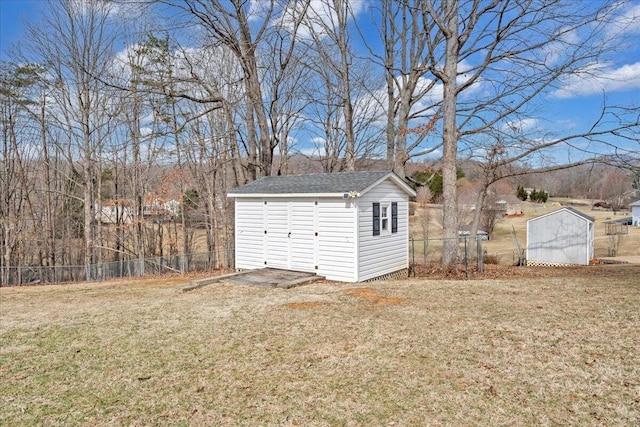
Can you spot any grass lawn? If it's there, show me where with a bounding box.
[1,266,639,426]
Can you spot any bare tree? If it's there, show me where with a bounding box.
[413,0,640,265]
[297,0,360,171]
[376,0,442,178]
[155,0,310,180]
[26,0,119,278]
[600,169,633,212]
[0,63,32,282]
[300,43,384,172]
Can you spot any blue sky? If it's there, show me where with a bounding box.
[1,0,639,165]
[0,0,37,55]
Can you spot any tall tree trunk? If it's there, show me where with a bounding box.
[41,98,55,268]
[441,0,460,266]
[82,132,94,279]
[246,106,258,181]
[383,0,396,171]
[241,42,272,177]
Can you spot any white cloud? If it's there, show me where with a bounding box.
[311,136,326,145]
[279,0,368,40]
[553,118,578,131]
[604,1,640,37]
[501,118,539,133]
[247,0,276,22]
[551,61,640,98]
[542,27,581,66]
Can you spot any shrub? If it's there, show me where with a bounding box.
[483,253,500,265]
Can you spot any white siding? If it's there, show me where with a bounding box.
[357,180,409,281]
[632,205,640,226]
[235,199,266,270]
[316,199,357,282]
[527,209,592,265]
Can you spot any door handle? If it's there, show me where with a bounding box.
[288,232,291,238]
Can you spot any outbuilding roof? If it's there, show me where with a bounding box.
[630,199,640,207]
[528,206,595,224]
[228,170,416,198]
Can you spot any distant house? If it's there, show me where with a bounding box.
[228,170,416,282]
[526,207,595,266]
[95,201,133,224]
[163,199,181,218]
[96,196,181,224]
[631,200,640,227]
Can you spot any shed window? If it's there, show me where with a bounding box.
[373,202,398,235]
[381,205,389,231]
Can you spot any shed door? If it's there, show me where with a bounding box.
[289,201,317,273]
[264,200,317,272]
[265,201,290,269]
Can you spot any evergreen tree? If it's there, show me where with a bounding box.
[516,184,528,201]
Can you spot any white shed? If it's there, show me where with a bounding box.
[227,170,416,282]
[526,207,595,266]
[631,200,640,227]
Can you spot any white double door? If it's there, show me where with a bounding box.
[264,200,317,272]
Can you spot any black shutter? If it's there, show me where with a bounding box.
[373,203,380,236]
[391,202,398,233]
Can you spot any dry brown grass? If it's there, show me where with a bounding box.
[1,266,639,426]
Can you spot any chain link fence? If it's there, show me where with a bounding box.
[0,249,234,287]
[409,237,485,276]
[3,238,487,286]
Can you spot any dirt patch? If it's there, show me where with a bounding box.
[285,301,325,309]
[345,287,405,306]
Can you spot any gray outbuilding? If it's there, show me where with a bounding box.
[227,170,416,282]
[631,200,640,227]
[526,207,595,266]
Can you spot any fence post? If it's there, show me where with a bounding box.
[477,237,483,273]
[422,238,427,266]
[464,238,468,279]
[411,239,416,277]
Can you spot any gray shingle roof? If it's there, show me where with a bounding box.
[228,170,395,195]
[529,206,595,223]
[564,206,595,223]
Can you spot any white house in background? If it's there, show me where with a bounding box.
[631,200,640,226]
[95,202,134,224]
[526,207,595,266]
[163,199,181,217]
[227,170,416,282]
